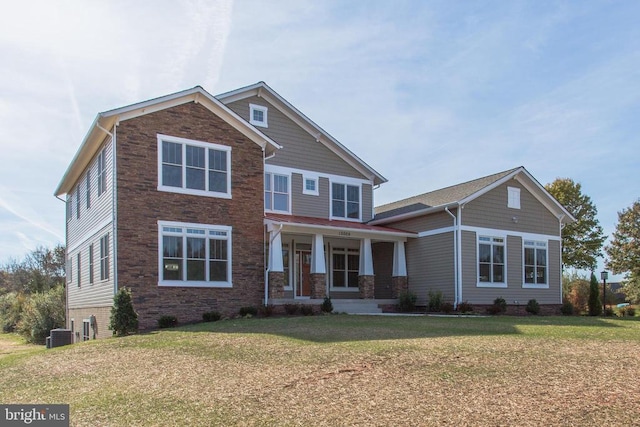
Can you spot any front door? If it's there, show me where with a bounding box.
[295,250,312,297]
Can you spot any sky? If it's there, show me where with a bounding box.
[0,0,638,279]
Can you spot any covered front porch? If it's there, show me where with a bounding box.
[264,214,415,309]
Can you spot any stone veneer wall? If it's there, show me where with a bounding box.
[310,273,326,299]
[115,102,266,331]
[391,276,408,298]
[358,275,375,299]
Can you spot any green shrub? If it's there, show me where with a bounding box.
[427,290,443,312]
[440,302,454,314]
[493,297,507,313]
[560,300,574,316]
[525,299,540,315]
[588,273,602,316]
[284,304,300,315]
[259,305,275,317]
[0,292,27,333]
[604,307,615,317]
[624,306,636,317]
[202,311,222,322]
[239,306,258,317]
[109,287,138,336]
[397,291,417,312]
[300,305,314,316]
[17,286,65,344]
[321,297,333,313]
[457,301,473,313]
[158,315,178,329]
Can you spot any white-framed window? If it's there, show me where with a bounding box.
[264,172,290,213]
[157,134,231,199]
[100,234,109,281]
[158,221,232,288]
[76,186,81,219]
[66,195,72,221]
[331,182,360,220]
[77,252,81,287]
[82,319,90,341]
[331,248,359,289]
[478,236,506,287]
[508,186,521,209]
[88,244,94,284]
[86,169,91,209]
[249,104,268,128]
[524,240,548,288]
[97,148,107,197]
[303,176,319,196]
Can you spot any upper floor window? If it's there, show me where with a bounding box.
[88,244,94,284]
[524,240,547,287]
[265,172,289,213]
[478,236,505,286]
[158,134,231,199]
[86,169,91,209]
[508,186,521,209]
[76,186,80,219]
[100,234,109,281]
[77,252,81,287]
[158,221,232,288]
[249,104,268,128]
[97,149,107,197]
[332,183,360,220]
[303,177,319,196]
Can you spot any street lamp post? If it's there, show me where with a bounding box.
[601,270,609,314]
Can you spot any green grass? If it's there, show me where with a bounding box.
[1,315,639,426]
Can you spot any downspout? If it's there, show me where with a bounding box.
[445,206,458,308]
[558,214,565,304]
[96,122,117,295]
[457,204,463,306]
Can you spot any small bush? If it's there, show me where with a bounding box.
[624,306,636,317]
[239,306,258,317]
[284,304,300,315]
[525,299,540,315]
[109,287,138,336]
[300,305,314,316]
[17,286,65,344]
[604,307,615,317]
[158,315,178,329]
[259,305,275,317]
[398,291,417,312]
[441,302,454,314]
[321,297,333,313]
[457,301,474,314]
[0,292,27,333]
[486,304,503,315]
[493,297,507,313]
[427,290,443,312]
[560,300,574,316]
[202,311,222,322]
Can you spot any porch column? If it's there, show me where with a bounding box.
[392,241,408,298]
[310,234,326,298]
[358,238,375,299]
[268,230,285,299]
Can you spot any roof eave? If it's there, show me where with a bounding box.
[370,202,459,225]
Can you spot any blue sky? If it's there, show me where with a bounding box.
[0,0,638,278]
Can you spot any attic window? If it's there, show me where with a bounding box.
[507,187,521,209]
[250,104,268,128]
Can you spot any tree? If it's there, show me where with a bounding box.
[545,178,605,270]
[1,245,66,294]
[588,272,602,316]
[606,200,640,303]
[109,287,138,336]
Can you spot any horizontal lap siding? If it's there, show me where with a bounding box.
[406,233,455,305]
[362,184,373,222]
[388,210,456,233]
[292,174,329,218]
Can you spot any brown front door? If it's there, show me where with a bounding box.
[296,250,312,297]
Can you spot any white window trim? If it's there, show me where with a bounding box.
[264,172,291,214]
[158,220,232,288]
[157,134,232,199]
[522,240,549,289]
[249,104,268,128]
[508,186,521,209]
[330,182,362,222]
[329,247,360,291]
[303,176,319,196]
[477,235,508,288]
[99,234,109,282]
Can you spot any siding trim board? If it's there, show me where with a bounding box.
[265,164,373,187]
[460,225,560,243]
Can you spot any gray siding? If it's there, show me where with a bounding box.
[362,184,373,222]
[463,182,559,236]
[388,209,457,233]
[406,232,455,305]
[292,174,330,218]
[373,242,393,299]
[227,96,367,179]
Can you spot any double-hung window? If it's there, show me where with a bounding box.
[77,252,81,287]
[76,186,80,219]
[264,172,289,212]
[524,240,547,287]
[100,234,109,281]
[88,244,94,284]
[332,183,360,220]
[159,221,232,287]
[86,169,91,209]
[332,248,359,289]
[97,148,107,197]
[158,134,231,198]
[478,236,505,286]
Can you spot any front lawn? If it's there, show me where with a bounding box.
[1,315,639,426]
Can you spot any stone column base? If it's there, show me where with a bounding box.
[268,271,285,299]
[358,275,375,299]
[310,273,326,299]
[391,276,409,298]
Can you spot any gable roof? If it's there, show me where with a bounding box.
[216,82,387,186]
[371,166,574,225]
[54,86,281,197]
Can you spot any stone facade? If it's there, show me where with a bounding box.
[310,273,326,299]
[268,271,285,299]
[358,275,375,299]
[115,102,266,331]
[67,306,112,341]
[391,276,409,298]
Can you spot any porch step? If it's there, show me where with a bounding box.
[331,300,383,314]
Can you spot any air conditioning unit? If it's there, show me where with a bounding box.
[49,328,73,348]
